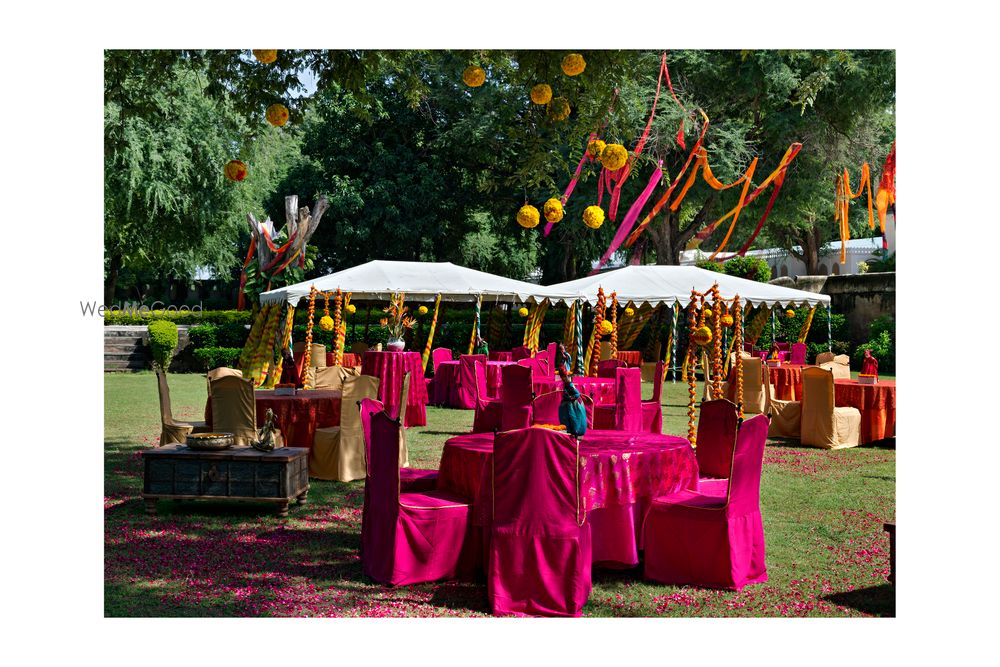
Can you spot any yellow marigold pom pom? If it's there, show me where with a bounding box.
[721,314,734,327]
[224,160,248,182]
[561,53,586,77]
[462,66,486,87]
[517,205,540,229]
[547,97,571,121]
[600,143,629,171]
[691,325,713,346]
[417,305,429,315]
[600,320,614,336]
[319,315,335,331]
[530,83,552,105]
[265,103,289,127]
[704,308,713,318]
[543,198,564,223]
[587,139,607,159]
[253,50,278,64]
[518,307,529,318]
[786,309,796,318]
[624,307,635,317]
[583,205,605,229]
[345,304,356,315]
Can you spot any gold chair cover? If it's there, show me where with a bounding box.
[765,365,802,439]
[800,366,861,449]
[156,369,210,445]
[209,375,257,445]
[309,375,380,481]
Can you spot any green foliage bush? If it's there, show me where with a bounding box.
[193,347,243,371]
[854,315,895,373]
[105,309,252,326]
[695,260,724,273]
[147,320,179,370]
[188,323,250,350]
[720,256,771,283]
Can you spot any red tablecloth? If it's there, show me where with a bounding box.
[361,351,427,427]
[438,430,697,566]
[616,350,642,367]
[533,376,617,405]
[325,352,362,368]
[488,351,513,362]
[434,360,513,407]
[767,363,809,400]
[204,389,342,449]
[835,379,896,443]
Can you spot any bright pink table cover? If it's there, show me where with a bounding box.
[360,351,427,427]
[616,350,642,367]
[488,351,513,362]
[435,360,512,407]
[437,430,698,566]
[533,376,617,405]
[204,389,342,449]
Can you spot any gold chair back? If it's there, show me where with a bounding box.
[210,375,257,445]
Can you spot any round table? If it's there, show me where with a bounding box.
[204,389,342,449]
[361,351,428,427]
[834,379,896,443]
[434,360,513,407]
[533,376,617,405]
[767,363,809,400]
[438,430,698,567]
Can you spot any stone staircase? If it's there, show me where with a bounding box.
[104,325,193,372]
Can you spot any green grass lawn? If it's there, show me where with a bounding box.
[104,371,894,617]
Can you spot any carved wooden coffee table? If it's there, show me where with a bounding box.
[142,445,310,517]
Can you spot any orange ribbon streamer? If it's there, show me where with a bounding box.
[835,163,874,264]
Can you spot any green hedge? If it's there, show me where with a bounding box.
[147,320,178,370]
[193,347,243,371]
[104,309,252,326]
[188,323,251,349]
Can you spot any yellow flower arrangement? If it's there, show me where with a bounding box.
[345,304,356,315]
[517,204,540,229]
[624,307,635,317]
[319,315,334,331]
[547,97,571,122]
[518,307,529,317]
[600,320,614,336]
[561,53,586,76]
[704,308,713,318]
[691,325,713,346]
[721,314,734,327]
[543,198,564,223]
[786,309,796,318]
[587,139,607,159]
[462,66,486,87]
[417,305,429,315]
[265,103,289,127]
[253,50,277,64]
[224,160,248,182]
[600,143,629,171]
[583,205,605,229]
[530,83,552,105]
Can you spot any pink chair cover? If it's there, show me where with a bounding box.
[500,364,534,431]
[511,345,532,362]
[614,367,642,432]
[695,399,740,483]
[641,360,664,434]
[643,414,770,591]
[431,347,452,372]
[597,359,627,378]
[775,342,790,352]
[545,342,558,374]
[359,397,436,493]
[531,391,595,429]
[789,343,807,365]
[517,356,549,377]
[456,354,487,410]
[473,361,503,433]
[488,428,592,616]
[361,412,471,586]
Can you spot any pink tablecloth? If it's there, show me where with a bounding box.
[616,350,642,367]
[434,360,513,407]
[488,351,513,362]
[361,351,427,427]
[835,379,896,444]
[325,352,362,368]
[438,430,697,566]
[533,376,617,405]
[204,389,342,449]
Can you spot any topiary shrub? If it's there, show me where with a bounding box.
[148,320,179,371]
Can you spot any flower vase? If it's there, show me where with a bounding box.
[386,337,406,352]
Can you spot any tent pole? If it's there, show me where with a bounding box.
[671,303,679,382]
[827,303,832,352]
[575,299,584,376]
[771,307,776,346]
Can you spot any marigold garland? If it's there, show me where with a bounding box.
[462,66,486,87]
[583,205,605,229]
[587,139,607,159]
[331,289,343,364]
[517,204,540,229]
[600,143,628,171]
[609,293,619,358]
[547,97,571,122]
[543,198,564,223]
[265,103,289,127]
[253,50,277,64]
[587,287,607,376]
[302,286,317,387]
[686,293,699,446]
[561,53,586,77]
[224,160,248,182]
[710,285,724,399]
[734,296,744,418]
[530,83,552,105]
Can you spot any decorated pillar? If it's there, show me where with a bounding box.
[574,299,584,376]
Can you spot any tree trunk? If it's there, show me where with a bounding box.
[105,252,121,306]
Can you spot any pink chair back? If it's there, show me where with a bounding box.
[457,354,487,409]
[597,358,626,378]
[358,397,385,466]
[695,399,740,479]
[490,427,591,616]
[431,347,452,372]
[531,390,594,428]
[546,342,558,374]
[511,345,532,362]
[361,411,402,582]
[727,414,770,514]
[614,367,642,431]
[789,343,807,365]
[651,360,665,403]
[500,364,534,430]
[517,356,549,377]
[775,342,790,352]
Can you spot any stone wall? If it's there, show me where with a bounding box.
[770,272,895,345]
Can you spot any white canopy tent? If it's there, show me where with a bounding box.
[545,265,830,308]
[259,260,575,306]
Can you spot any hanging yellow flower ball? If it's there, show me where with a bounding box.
[691,325,713,346]
[518,307,529,318]
[265,103,289,127]
[561,53,586,77]
[587,139,607,159]
[624,307,635,317]
[600,320,614,336]
[543,198,564,223]
[253,50,278,64]
[319,315,335,331]
[530,83,552,105]
[417,305,429,316]
[223,160,248,182]
[786,309,796,318]
[517,204,540,229]
[583,205,605,229]
[462,66,486,87]
[704,308,713,318]
[721,314,734,327]
[546,97,571,122]
[600,143,629,171]
[345,304,356,315]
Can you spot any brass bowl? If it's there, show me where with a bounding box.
[186,432,235,450]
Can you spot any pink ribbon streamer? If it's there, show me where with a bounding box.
[591,163,664,274]
[544,134,596,237]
